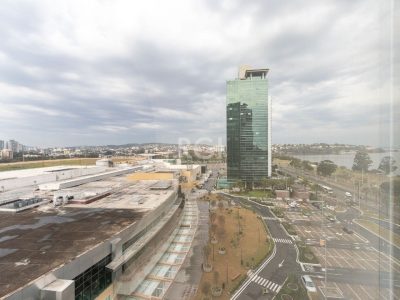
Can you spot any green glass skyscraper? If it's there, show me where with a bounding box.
[226,66,271,184]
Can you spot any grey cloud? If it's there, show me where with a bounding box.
[0,0,397,147]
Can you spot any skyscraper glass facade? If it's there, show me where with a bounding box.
[226,68,271,184]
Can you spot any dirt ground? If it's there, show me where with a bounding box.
[194,198,271,300]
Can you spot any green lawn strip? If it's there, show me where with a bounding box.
[275,273,309,300]
[0,158,97,172]
[229,274,247,295]
[233,190,274,198]
[271,207,285,218]
[252,217,275,269]
[356,219,400,247]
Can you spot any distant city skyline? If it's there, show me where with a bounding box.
[0,1,398,148]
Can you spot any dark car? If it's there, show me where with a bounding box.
[343,227,354,234]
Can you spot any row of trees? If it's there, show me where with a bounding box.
[232,177,294,191]
[286,151,397,177]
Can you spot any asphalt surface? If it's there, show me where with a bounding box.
[337,206,400,259]
[199,166,399,298]
[281,166,400,261]
[221,194,301,300]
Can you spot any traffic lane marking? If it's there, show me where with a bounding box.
[311,247,382,271]
[345,283,363,300]
[360,285,375,300]
[351,250,377,271]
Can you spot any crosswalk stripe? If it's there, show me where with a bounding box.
[270,283,276,291]
[249,273,281,293]
[273,238,292,244]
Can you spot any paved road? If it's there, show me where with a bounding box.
[337,207,400,259]
[202,167,219,191]
[280,166,400,258]
[221,194,301,300]
[280,166,384,213]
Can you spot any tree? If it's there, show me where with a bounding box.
[302,160,314,171]
[233,179,245,191]
[352,151,372,172]
[378,156,398,174]
[289,158,302,168]
[317,160,337,176]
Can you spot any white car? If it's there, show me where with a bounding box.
[301,275,317,292]
[345,192,352,198]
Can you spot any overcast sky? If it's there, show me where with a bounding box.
[0,0,398,147]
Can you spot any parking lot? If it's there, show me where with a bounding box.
[311,246,400,273]
[293,223,365,243]
[313,278,400,300]
[285,211,323,222]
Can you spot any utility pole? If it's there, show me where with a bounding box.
[226,263,228,286]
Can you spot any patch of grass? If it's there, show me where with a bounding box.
[229,274,247,295]
[0,158,98,172]
[272,207,285,218]
[357,219,400,247]
[297,242,319,264]
[233,190,274,198]
[276,274,309,300]
[282,222,297,236]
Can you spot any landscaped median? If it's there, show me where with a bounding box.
[356,218,400,247]
[195,194,273,300]
[272,207,285,218]
[232,189,274,198]
[275,273,309,300]
[296,241,320,264]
